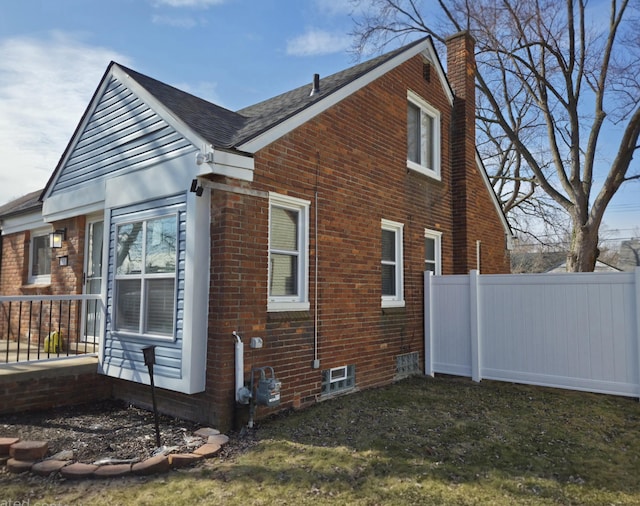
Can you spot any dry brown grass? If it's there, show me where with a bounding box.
[2,375,639,505]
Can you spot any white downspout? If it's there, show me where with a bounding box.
[313,190,320,369]
[234,331,245,403]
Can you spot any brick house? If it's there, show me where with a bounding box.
[0,33,512,429]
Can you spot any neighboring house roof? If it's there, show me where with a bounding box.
[547,259,621,273]
[0,189,46,235]
[512,251,622,273]
[618,239,640,271]
[511,251,568,273]
[0,189,43,219]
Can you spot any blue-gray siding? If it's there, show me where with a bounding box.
[103,195,187,379]
[51,76,194,194]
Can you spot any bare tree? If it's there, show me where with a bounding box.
[351,0,640,271]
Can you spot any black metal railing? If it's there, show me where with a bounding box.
[0,295,103,364]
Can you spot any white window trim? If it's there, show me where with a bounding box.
[268,193,310,312]
[424,228,443,275]
[28,227,52,285]
[381,218,405,308]
[407,89,441,181]
[112,209,178,341]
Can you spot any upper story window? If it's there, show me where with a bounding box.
[28,229,52,284]
[268,193,310,312]
[407,90,441,180]
[381,219,405,308]
[114,213,177,338]
[424,229,442,275]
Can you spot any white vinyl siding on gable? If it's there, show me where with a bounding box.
[407,90,441,180]
[268,193,310,312]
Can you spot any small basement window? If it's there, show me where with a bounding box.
[396,352,420,379]
[321,365,355,396]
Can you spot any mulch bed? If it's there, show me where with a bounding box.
[1,399,209,464]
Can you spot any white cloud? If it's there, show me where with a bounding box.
[314,0,355,16]
[0,32,131,206]
[286,29,351,56]
[151,14,201,28]
[152,0,225,7]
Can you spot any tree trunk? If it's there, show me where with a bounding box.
[566,222,599,272]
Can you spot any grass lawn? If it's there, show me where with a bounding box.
[2,375,639,505]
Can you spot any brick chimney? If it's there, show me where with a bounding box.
[447,32,477,274]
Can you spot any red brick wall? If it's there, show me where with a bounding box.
[0,360,112,415]
[447,32,511,274]
[0,217,86,344]
[205,46,509,429]
[0,39,510,430]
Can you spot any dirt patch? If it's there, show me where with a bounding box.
[0,399,223,464]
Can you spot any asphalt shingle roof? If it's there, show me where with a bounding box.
[0,189,43,218]
[118,37,427,150]
[117,65,247,148]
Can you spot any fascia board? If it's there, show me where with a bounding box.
[0,211,48,235]
[42,180,106,222]
[196,149,255,182]
[238,39,452,154]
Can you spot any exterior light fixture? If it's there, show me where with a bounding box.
[190,178,204,197]
[49,229,66,249]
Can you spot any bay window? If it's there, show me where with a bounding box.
[115,214,177,337]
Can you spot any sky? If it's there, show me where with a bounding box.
[0,0,638,244]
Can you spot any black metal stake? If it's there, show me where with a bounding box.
[142,346,161,448]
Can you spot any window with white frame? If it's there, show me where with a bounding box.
[268,193,310,312]
[381,219,404,307]
[424,229,442,275]
[114,213,177,337]
[28,229,52,284]
[407,90,441,180]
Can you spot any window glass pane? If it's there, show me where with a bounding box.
[32,235,51,276]
[407,102,421,163]
[382,230,396,261]
[116,222,143,275]
[423,113,434,169]
[270,253,298,296]
[425,237,435,261]
[425,262,436,273]
[88,221,104,278]
[271,207,298,251]
[146,216,177,274]
[116,279,141,331]
[145,278,175,335]
[382,264,396,296]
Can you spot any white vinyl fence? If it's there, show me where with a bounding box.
[424,269,640,399]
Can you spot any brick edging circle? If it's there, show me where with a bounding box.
[0,429,228,480]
